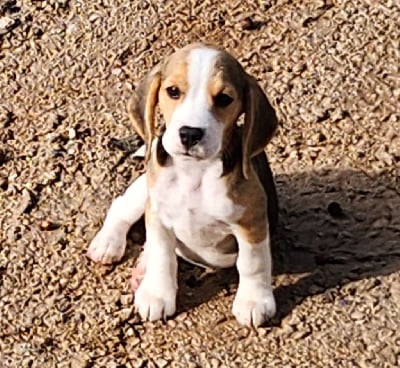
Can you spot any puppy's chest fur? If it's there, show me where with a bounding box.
[150,159,244,247]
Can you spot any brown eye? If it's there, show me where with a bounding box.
[166,86,181,99]
[214,93,233,107]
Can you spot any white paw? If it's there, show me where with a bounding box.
[232,286,276,327]
[86,229,126,264]
[134,280,176,321]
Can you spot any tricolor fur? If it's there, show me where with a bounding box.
[87,43,279,327]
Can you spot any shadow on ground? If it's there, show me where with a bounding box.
[269,168,399,322]
[125,168,399,324]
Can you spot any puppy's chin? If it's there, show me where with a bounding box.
[162,138,219,161]
[180,145,222,161]
[169,148,209,161]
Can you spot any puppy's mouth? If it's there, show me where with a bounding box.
[180,150,205,160]
[161,134,214,160]
[160,140,204,160]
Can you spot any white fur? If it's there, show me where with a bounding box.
[134,208,178,321]
[162,48,223,159]
[134,154,245,321]
[151,156,244,268]
[232,228,276,327]
[87,174,147,263]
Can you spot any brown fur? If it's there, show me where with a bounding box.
[224,154,274,244]
[127,65,161,162]
[242,76,277,179]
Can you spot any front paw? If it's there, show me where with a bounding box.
[232,286,276,327]
[134,280,176,321]
[87,229,126,264]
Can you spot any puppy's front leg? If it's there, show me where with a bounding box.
[232,222,276,327]
[87,174,147,264]
[134,208,177,321]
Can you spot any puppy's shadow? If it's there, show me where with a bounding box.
[127,168,400,323]
[271,168,399,322]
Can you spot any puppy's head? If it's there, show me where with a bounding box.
[128,43,277,178]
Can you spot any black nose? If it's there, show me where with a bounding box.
[179,126,204,149]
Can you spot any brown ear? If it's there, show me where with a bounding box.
[242,75,277,179]
[127,64,162,162]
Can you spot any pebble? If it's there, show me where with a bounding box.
[70,355,90,368]
[350,311,364,320]
[154,358,170,368]
[120,294,133,305]
[68,128,76,140]
[0,16,14,35]
[239,16,257,31]
[18,188,35,214]
[39,219,59,231]
[291,328,312,340]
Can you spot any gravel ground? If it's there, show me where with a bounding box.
[1,0,399,367]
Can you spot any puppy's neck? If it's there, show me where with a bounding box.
[167,155,221,193]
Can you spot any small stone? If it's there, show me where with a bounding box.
[70,354,90,368]
[132,359,147,368]
[350,311,364,320]
[59,278,68,288]
[68,128,76,139]
[39,220,59,231]
[154,358,169,368]
[240,17,257,31]
[120,294,133,305]
[88,13,101,22]
[0,16,14,35]
[40,219,50,229]
[66,22,79,35]
[18,188,36,214]
[291,328,311,340]
[209,358,221,368]
[380,346,398,366]
[111,68,123,76]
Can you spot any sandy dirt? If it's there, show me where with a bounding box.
[0,0,399,367]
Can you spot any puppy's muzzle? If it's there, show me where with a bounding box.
[179,126,205,149]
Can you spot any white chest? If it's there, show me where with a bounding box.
[149,159,243,247]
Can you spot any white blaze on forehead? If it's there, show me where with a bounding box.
[162,46,223,158]
[186,47,219,103]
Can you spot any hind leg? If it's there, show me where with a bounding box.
[87,174,147,264]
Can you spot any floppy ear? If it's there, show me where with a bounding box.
[127,64,162,162]
[242,75,277,179]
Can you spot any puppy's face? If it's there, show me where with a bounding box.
[159,47,246,160]
[128,43,277,178]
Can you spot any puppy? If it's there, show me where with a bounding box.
[87,43,278,327]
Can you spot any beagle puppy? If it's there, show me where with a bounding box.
[87,43,278,327]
